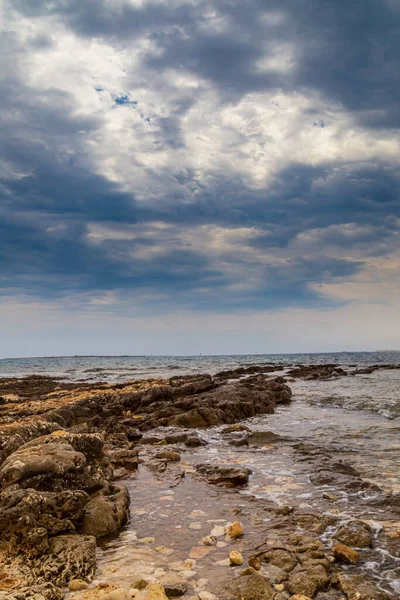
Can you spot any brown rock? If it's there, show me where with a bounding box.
[226,520,244,538]
[334,520,373,548]
[332,543,360,564]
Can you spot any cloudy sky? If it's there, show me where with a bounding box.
[1,0,400,357]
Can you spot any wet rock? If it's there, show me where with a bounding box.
[80,483,130,539]
[198,593,216,600]
[195,464,252,486]
[296,513,332,534]
[189,546,213,559]
[226,521,244,539]
[156,451,181,462]
[131,579,149,590]
[228,436,249,447]
[143,584,169,600]
[332,543,360,564]
[337,573,392,600]
[222,572,275,600]
[262,549,297,572]
[222,424,252,434]
[162,581,188,598]
[333,520,373,548]
[286,565,330,598]
[68,579,88,591]
[230,550,244,565]
[108,449,139,470]
[185,435,206,447]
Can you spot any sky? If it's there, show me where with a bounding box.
[1,0,400,357]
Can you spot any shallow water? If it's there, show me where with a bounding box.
[92,399,400,597]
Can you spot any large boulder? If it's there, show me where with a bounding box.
[0,432,109,493]
[79,483,130,539]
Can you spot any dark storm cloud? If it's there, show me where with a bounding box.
[1,0,399,314]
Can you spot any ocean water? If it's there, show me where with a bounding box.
[0,351,400,418]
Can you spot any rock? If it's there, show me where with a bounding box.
[332,543,360,564]
[131,579,149,590]
[338,573,391,600]
[68,579,89,591]
[156,451,181,462]
[228,436,249,447]
[334,520,373,548]
[196,464,252,486]
[289,596,313,600]
[201,536,216,546]
[185,435,207,447]
[296,513,332,534]
[262,549,296,572]
[139,536,155,544]
[80,483,130,539]
[226,521,244,539]
[222,573,275,600]
[241,566,257,576]
[198,593,216,600]
[162,581,188,597]
[286,565,330,598]
[222,424,252,434]
[108,449,139,470]
[144,584,169,600]
[230,550,244,565]
[48,534,97,586]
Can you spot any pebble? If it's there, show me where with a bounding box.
[240,567,256,576]
[323,492,338,501]
[289,596,313,600]
[229,551,244,566]
[201,536,216,546]
[144,583,169,599]
[216,541,227,548]
[68,579,88,591]
[189,522,203,530]
[225,521,244,539]
[198,593,216,600]
[274,584,285,591]
[131,579,148,590]
[138,537,155,544]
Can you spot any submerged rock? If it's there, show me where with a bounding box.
[333,520,373,548]
[195,464,252,486]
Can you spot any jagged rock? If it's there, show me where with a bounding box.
[195,464,252,486]
[226,521,245,539]
[286,565,330,597]
[296,513,333,534]
[79,483,130,538]
[46,534,97,586]
[337,573,392,600]
[230,550,244,565]
[0,432,108,493]
[334,520,373,548]
[262,549,297,572]
[221,572,275,599]
[108,448,139,470]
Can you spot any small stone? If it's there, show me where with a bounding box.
[162,582,188,598]
[131,579,149,590]
[144,584,169,599]
[189,522,203,530]
[226,521,244,539]
[198,592,216,600]
[274,584,285,591]
[323,492,338,501]
[201,536,216,546]
[248,555,261,570]
[240,566,257,576]
[229,550,244,566]
[189,546,213,559]
[184,559,197,569]
[216,541,227,548]
[289,596,313,600]
[69,579,88,591]
[139,537,155,544]
[333,544,360,565]
[156,451,181,462]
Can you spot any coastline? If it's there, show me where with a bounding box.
[0,363,398,600]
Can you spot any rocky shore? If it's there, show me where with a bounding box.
[0,365,398,600]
